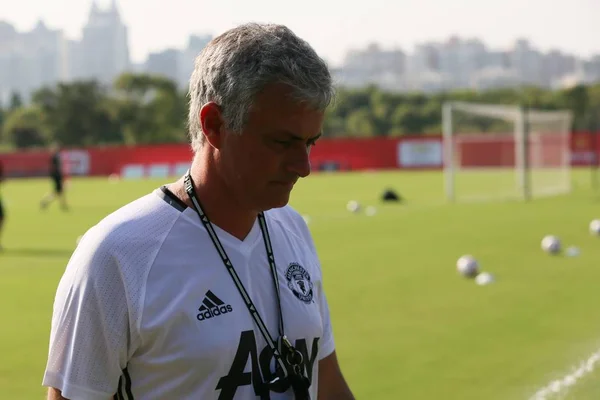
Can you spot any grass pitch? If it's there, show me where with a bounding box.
[1,170,599,399]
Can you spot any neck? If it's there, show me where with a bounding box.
[173,152,257,241]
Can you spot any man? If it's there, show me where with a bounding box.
[0,158,5,250]
[40,143,68,210]
[43,23,355,400]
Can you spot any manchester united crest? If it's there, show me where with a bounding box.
[285,263,314,304]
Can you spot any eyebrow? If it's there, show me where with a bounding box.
[276,130,322,142]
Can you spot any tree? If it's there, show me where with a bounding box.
[418,99,443,134]
[557,84,589,131]
[3,106,49,148]
[8,92,23,111]
[32,81,122,146]
[113,73,187,144]
[0,103,5,144]
[389,104,426,135]
[369,90,394,135]
[586,83,600,131]
[1,76,594,147]
[322,115,347,137]
[345,107,377,137]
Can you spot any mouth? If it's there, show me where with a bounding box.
[271,180,297,188]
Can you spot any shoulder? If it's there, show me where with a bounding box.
[71,190,185,280]
[265,205,317,254]
[57,190,186,331]
[266,205,309,233]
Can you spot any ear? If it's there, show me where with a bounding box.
[199,102,224,149]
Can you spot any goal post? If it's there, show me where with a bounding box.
[443,101,573,202]
[526,108,573,197]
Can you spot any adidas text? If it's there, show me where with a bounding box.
[197,305,233,321]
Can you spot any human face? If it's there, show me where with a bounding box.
[218,84,324,212]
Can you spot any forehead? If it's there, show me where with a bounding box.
[245,84,324,137]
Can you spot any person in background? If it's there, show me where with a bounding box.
[40,143,68,211]
[0,158,5,250]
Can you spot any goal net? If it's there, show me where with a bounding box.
[443,101,573,202]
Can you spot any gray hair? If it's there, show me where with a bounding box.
[187,23,335,151]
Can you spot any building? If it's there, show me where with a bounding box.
[178,34,212,88]
[145,48,180,83]
[78,0,130,85]
[0,20,67,102]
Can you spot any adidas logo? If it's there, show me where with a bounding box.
[196,290,233,321]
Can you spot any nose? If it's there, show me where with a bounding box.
[286,145,311,178]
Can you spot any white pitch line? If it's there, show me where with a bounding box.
[529,348,600,400]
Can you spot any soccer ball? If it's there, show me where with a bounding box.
[589,219,600,236]
[346,200,361,213]
[565,246,581,257]
[541,235,561,254]
[365,206,377,216]
[475,272,495,286]
[456,255,479,278]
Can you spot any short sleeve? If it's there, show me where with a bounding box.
[289,207,336,360]
[276,206,337,360]
[42,229,132,400]
[317,281,335,360]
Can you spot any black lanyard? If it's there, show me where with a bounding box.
[184,170,298,381]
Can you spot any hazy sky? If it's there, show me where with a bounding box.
[1,0,599,66]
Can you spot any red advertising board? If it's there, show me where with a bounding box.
[571,131,599,166]
[0,132,598,178]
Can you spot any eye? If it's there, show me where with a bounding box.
[273,139,292,148]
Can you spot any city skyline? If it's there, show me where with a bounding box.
[1,0,599,66]
[1,0,599,100]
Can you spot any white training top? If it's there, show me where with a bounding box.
[42,187,335,400]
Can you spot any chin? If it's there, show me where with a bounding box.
[260,194,291,211]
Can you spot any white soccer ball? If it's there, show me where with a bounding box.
[365,206,377,216]
[475,272,495,286]
[108,173,120,183]
[589,219,600,236]
[541,235,561,254]
[565,246,581,257]
[346,200,361,213]
[456,255,479,278]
